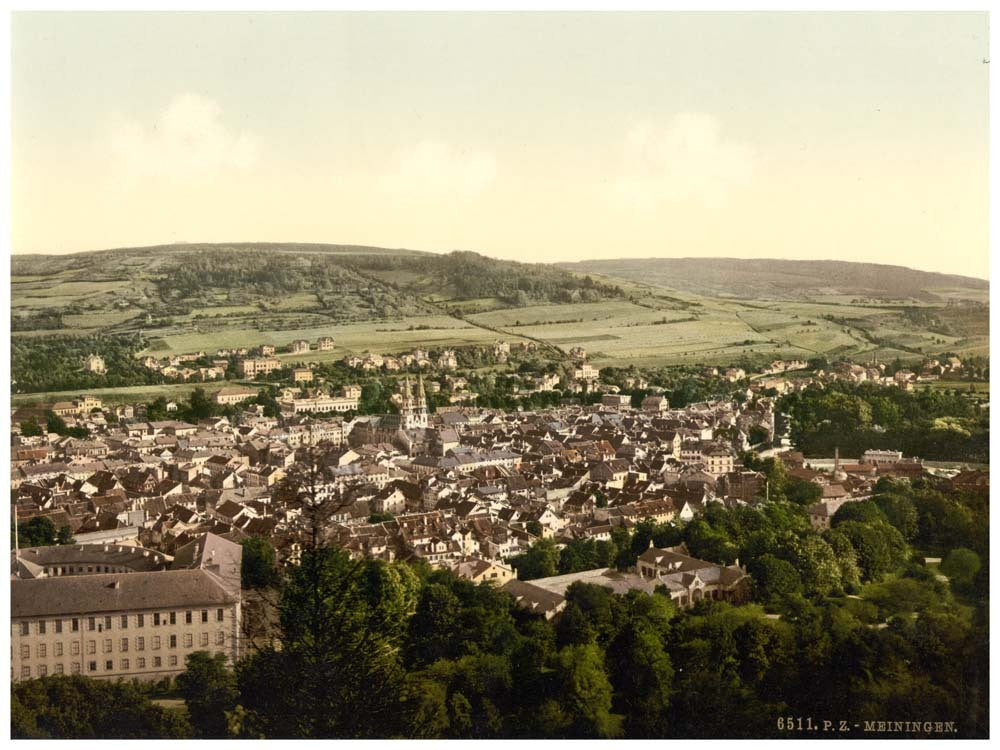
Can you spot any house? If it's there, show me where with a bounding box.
[641,396,670,413]
[635,544,750,609]
[449,557,516,586]
[601,394,632,409]
[290,340,310,355]
[292,368,314,384]
[500,579,567,620]
[215,387,257,406]
[316,336,335,351]
[85,355,106,375]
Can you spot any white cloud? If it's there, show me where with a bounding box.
[613,113,755,209]
[111,93,258,178]
[387,141,496,198]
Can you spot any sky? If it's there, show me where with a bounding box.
[10,12,990,278]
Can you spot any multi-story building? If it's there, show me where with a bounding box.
[293,368,314,384]
[316,336,335,351]
[240,357,282,379]
[11,534,242,683]
[290,340,310,355]
[215,387,258,406]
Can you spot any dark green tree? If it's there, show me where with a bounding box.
[176,651,238,738]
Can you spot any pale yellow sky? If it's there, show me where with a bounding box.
[11,12,989,278]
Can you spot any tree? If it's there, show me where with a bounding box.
[406,582,461,666]
[836,520,907,582]
[508,538,560,580]
[236,548,420,737]
[783,534,842,597]
[176,651,238,738]
[186,387,217,421]
[939,548,981,591]
[873,493,919,541]
[12,675,191,738]
[607,622,673,737]
[747,554,802,602]
[19,420,42,437]
[554,643,624,738]
[831,500,886,527]
[13,516,73,549]
[240,536,278,589]
[45,411,68,435]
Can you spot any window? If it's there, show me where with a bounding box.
[217,608,225,622]
[21,666,30,679]
[137,614,144,627]
[88,661,97,672]
[121,659,130,671]
[153,613,160,626]
[201,610,208,623]
[38,664,47,677]
[104,638,112,653]
[55,620,63,634]
[104,616,112,630]
[121,638,129,652]
[71,662,81,674]
[88,617,96,631]
[184,634,193,648]
[38,644,46,658]
[153,636,161,650]
[200,633,209,647]
[169,612,176,625]
[20,622,29,636]
[55,664,64,675]
[55,643,63,657]
[185,611,192,625]
[136,637,145,651]
[169,635,177,648]
[153,657,162,668]
[137,657,146,669]
[38,621,46,635]
[105,660,113,671]
[20,644,29,659]
[87,641,96,655]
[72,618,79,632]
[169,655,178,667]
[71,642,80,656]
[216,631,225,646]
[121,615,128,629]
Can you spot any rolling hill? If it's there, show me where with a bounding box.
[557,258,988,302]
[10,244,989,397]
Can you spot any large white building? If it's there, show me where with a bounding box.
[11,533,242,683]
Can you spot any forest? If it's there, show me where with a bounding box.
[12,473,988,739]
[779,381,989,462]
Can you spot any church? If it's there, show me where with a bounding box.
[349,376,430,450]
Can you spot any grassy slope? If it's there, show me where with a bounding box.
[10,246,990,394]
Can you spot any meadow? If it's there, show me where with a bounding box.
[10,245,989,396]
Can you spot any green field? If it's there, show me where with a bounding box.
[10,245,989,390]
[10,379,261,407]
[141,314,524,359]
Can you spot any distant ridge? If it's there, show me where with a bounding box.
[12,241,432,262]
[557,257,987,300]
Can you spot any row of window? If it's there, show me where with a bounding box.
[18,632,227,660]
[18,651,226,679]
[42,565,133,576]
[17,609,228,636]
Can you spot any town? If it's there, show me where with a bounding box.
[11,336,988,687]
